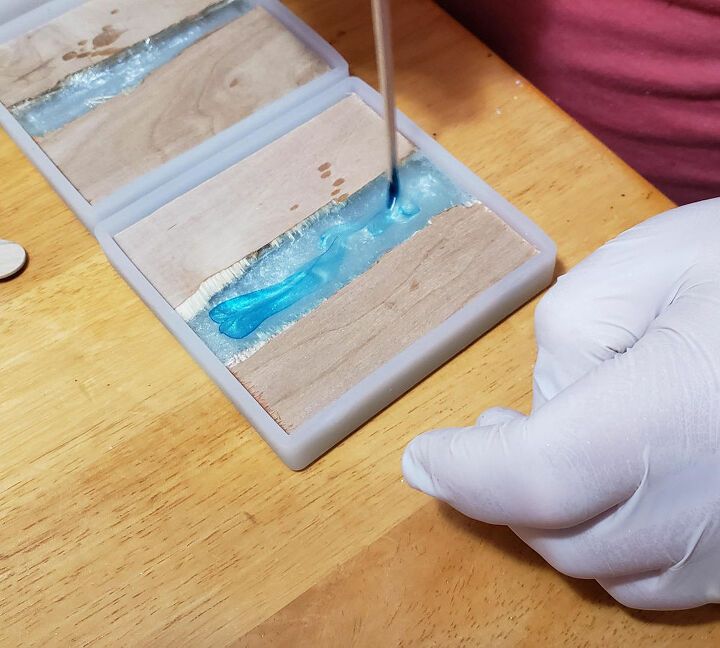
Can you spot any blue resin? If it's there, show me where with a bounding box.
[10,0,251,137]
[209,194,420,339]
[187,153,474,363]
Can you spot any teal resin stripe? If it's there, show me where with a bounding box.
[10,0,251,137]
[186,152,476,363]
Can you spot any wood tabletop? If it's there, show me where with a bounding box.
[2,0,718,645]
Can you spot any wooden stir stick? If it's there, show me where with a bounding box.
[371,0,400,205]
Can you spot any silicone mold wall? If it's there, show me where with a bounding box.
[96,77,557,469]
[0,0,348,228]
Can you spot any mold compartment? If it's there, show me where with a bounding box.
[96,77,556,469]
[0,0,347,227]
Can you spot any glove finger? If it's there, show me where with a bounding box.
[531,200,718,409]
[600,559,720,611]
[511,455,720,580]
[475,407,522,427]
[403,321,693,529]
[402,409,525,498]
[600,574,700,611]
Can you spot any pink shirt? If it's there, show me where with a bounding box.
[439,0,720,204]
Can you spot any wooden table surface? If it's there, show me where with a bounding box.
[2,0,719,645]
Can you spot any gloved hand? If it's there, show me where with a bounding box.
[403,198,720,610]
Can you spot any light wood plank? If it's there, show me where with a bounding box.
[235,203,536,432]
[116,94,414,310]
[37,7,329,203]
[0,0,218,106]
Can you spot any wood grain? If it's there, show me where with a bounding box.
[242,502,720,647]
[0,0,217,106]
[235,203,536,432]
[37,7,329,203]
[3,0,714,645]
[116,95,414,310]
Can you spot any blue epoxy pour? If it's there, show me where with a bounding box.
[187,152,475,363]
[10,0,251,137]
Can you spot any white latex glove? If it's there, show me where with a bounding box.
[403,198,720,610]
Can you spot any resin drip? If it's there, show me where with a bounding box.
[10,0,251,137]
[186,153,476,363]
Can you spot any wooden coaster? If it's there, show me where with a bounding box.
[116,95,537,434]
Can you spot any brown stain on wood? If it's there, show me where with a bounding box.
[92,25,123,49]
[331,189,340,196]
[63,46,122,61]
[320,170,332,179]
[229,78,239,88]
[90,47,122,58]
[0,0,224,106]
[318,162,331,172]
[332,178,345,187]
[290,204,299,211]
[336,193,349,202]
[62,24,124,62]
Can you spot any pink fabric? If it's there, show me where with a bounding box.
[438,0,720,204]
